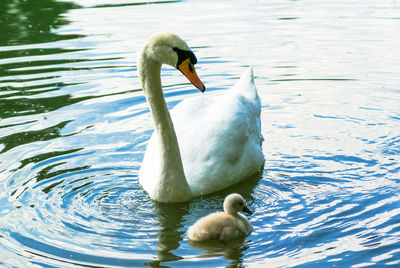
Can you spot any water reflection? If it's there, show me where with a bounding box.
[188,239,248,267]
[148,202,189,266]
[0,121,71,153]
[84,0,182,9]
[0,0,80,46]
[0,0,88,156]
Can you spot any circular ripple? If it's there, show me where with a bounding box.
[0,147,163,266]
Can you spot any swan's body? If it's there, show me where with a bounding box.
[188,193,253,241]
[138,33,264,203]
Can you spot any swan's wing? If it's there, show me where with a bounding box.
[171,73,264,195]
[228,67,263,146]
[141,68,264,197]
[232,66,258,101]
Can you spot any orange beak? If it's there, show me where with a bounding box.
[178,58,206,92]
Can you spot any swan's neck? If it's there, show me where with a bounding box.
[139,53,192,202]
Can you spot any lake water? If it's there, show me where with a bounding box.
[1,0,400,267]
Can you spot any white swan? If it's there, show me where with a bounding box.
[187,193,253,241]
[138,33,264,203]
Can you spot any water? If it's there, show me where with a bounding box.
[1,0,400,266]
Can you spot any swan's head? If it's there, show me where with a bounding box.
[223,193,252,216]
[142,33,205,92]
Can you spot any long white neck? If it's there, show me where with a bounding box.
[138,50,192,202]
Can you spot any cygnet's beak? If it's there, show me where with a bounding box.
[242,206,253,215]
[177,58,206,92]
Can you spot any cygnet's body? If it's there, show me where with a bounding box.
[188,193,253,241]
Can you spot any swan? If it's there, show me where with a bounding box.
[187,193,253,241]
[138,33,264,203]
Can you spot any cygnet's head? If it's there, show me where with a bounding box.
[223,193,252,216]
[141,32,205,91]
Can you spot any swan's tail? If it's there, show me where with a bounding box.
[234,66,259,101]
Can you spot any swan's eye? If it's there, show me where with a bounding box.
[188,63,194,73]
[173,47,198,67]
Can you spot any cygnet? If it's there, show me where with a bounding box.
[188,193,253,241]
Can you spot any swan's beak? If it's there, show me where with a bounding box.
[178,58,206,92]
[242,206,253,215]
